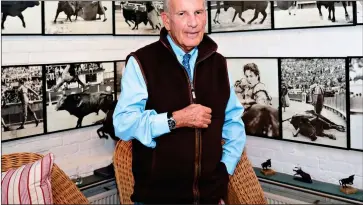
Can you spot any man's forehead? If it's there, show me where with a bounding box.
[169,0,205,11]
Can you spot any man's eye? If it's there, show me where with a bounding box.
[178,12,184,16]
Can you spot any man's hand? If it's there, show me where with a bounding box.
[172,104,212,129]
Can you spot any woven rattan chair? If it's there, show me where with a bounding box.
[113,140,267,204]
[1,152,89,204]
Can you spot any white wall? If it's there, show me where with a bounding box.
[2,25,363,189]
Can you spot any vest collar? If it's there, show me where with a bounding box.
[159,27,217,64]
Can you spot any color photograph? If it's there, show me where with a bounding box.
[280,58,348,148]
[227,58,280,138]
[114,1,208,35]
[349,57,363,150]
[274,1,354,29]
[45,62,115,133]
[1,1,42,35]
[115,61,125,99]
[1,65,44,141]
[210,1,272,33]
[43,1,113,35]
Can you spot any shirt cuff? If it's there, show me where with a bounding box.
[221,153,240,175]
[151,112,171,138]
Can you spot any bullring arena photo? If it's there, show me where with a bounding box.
[1,65,44,141]
[45,62,115,133]
[274,1,354,29]
[44,1,113,34]
[280,58,348,148]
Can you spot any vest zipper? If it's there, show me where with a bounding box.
[160,39,215,204]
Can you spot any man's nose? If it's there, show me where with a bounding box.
[187,14,198,27]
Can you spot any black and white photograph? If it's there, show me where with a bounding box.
[210,1,272,33]
[114,1,209,35]
[274,1,354,29]
[280,58,348,149]
[227,58,280,138]
[43,1,113,35]
[114,1,164,35]
[1,1,42,35]
[45,62,115,133]
[349,57,363,150]
[1,65,44,141]
[115,61,125,99]
[357,1,363,24]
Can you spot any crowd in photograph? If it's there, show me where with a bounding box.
[1,67,42,105]
[281,59,346,92]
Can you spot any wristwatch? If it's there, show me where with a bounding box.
[167,112,176,130]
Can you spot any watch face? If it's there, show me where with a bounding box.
[168,118,176,129]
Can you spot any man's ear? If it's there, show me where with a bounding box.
[161,12,170,30]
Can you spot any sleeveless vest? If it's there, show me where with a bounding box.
[126,28,231,204]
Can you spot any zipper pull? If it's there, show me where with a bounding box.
[191,84,196,102]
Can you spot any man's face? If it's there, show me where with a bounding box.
[161,0,206,52]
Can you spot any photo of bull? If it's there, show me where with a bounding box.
[55,91,114,128]
[284,110,345,141]
[274,1,353,29]
[214,1,269,25]
[120,1,161,31]
[1,1,40,30]
[316,1,350,22]
[53,1,81,23]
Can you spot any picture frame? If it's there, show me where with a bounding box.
[42,1,113,35]
[1,64,45,142]
[355,1,363,25]
[113,1,210,36]
[1,1,44,36]
[44,60,116,134]
[226,57,281,139]
[279,57,349,150]
[209,1,274,34]
[347,56,363,152]
[273,1,356,31]
[114,60,126,100]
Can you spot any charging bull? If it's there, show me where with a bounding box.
[55,91,113,128]
[1,1,40,30]
[286,110,345,141]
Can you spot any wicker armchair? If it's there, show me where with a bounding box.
[113,140,267,204]
[1,152,89,204]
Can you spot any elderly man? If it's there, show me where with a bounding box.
[113,0,246,204]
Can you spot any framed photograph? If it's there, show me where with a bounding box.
[1,1,43,35]
[273,1,354,30]
[115,61,125,99]
[209,1,273,33]
[280,58,348,149]
[1,65,44,142]
[43,1,113,35]
[45,61,115,133]
[227,58,280,139]
[348,57,363,151]
[114,1,165,35]
[114,1,209,36]
[357,1,363,24]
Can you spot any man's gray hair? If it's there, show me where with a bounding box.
[163,0,207,13]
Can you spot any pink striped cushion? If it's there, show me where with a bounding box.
[1,153,54,204]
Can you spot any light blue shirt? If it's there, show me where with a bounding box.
[113,34,246,175]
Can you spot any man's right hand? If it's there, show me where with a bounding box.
[172,104,212,129]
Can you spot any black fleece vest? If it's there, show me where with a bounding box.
[126,28,230,204]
